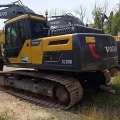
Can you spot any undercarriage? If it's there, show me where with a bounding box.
[0,69,113,109]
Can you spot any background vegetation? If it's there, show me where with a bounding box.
[48,1,120,36]
[0,30,2,36]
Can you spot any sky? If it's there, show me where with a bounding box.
[0,0,119,28]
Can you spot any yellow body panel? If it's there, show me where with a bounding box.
[10,34,73,64]
[10,58,20,63]
[114,36,120,41]
[20,40,31,63]
[0,35,5,43]
[31,42,43,64]
[31,34,73,64]
[0,35,5,55]
[42,34,73,51]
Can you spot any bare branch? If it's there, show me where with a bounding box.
[48,8,67,20]
[73,5,86,22]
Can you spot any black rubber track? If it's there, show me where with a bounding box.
[0,70,83,110]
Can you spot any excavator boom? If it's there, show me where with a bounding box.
[0,0,35,19]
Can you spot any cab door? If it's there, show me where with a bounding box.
[5,21,20,63]
[17,20,31,63]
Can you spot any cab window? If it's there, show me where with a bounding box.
[18,20,26,44]
[6,23,18,47]
[30,19,45,39]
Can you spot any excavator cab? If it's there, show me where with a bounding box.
[4,14,48,64]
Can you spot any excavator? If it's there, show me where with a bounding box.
[114,36,120,68]
[0,0,118,109]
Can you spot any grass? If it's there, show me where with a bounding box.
[75,74,120,120]
[0,112,11,120]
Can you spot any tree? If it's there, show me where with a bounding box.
[0,30,2,36]
[112,11,120,35]
[105,1,120,36]
[48,8,67,20]
[73,5,86,22]
[92,1,108,29]
[92,6,102,29]
[106,11,114,35]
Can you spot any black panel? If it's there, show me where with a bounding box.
[48,24,103,36]
[72,35,82,71]
[43,51,62,61]
[6,63,74,72]
[72,33,118,71]
[41,50,74,71]
[116,41,120,60]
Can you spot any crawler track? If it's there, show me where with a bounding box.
[0,70,83,110]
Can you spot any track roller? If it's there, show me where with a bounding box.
[56,85,70,103]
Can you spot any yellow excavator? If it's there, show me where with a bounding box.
[0,30,5,54]
[0,0,118,109]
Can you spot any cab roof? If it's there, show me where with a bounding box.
[5,14,45,25]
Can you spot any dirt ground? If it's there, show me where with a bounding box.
[0,66,87,120]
